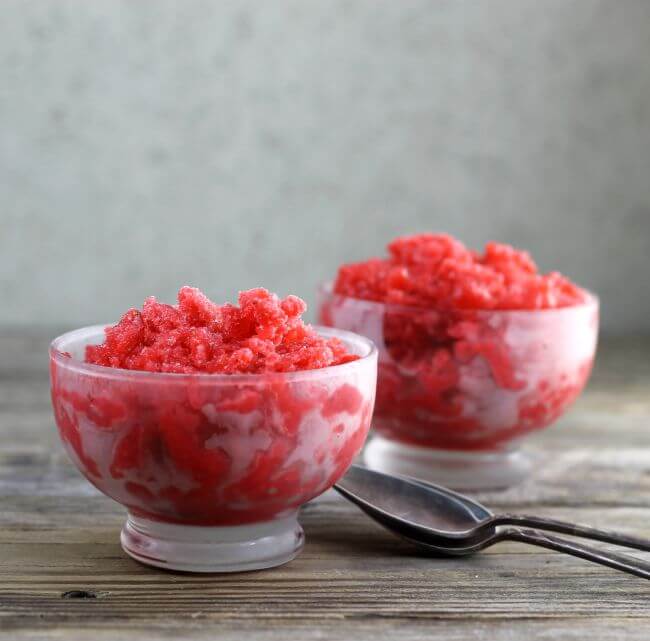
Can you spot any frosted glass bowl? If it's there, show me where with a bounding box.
[318,284,598,490]
[50,325,377,572]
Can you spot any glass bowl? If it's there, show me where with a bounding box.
[50,325,377,572]
[318,283,598,490]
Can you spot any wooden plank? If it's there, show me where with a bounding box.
[2,620,650,641]
[2,469,650,632]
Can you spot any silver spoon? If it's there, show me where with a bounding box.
[334,465,650,580]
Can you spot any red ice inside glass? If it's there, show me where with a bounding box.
[319,234,598,450]
[50,289,376,526]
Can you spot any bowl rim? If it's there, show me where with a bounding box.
[50,324,378,384]
[317,281,600,316]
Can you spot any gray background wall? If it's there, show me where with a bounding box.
[1,0,649,333]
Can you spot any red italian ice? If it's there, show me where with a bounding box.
[85,286,358,374]
[50,287,377,560]
[318,233,598,461]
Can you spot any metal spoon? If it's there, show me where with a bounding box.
[334,465,650,580]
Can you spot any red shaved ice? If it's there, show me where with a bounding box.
[50,288,376,526]
[85,287,357,374]
[320,234,597,451]
[334,233,587,310]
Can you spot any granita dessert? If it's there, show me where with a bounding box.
[318,233,598,488]
[84,287,361,374]
[50,287,377,571]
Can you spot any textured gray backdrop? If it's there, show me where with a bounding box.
[1,0,649,333]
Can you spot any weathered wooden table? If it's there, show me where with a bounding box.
[1,331,650,640]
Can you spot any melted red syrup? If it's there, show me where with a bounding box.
[320,234,597,450]
[50,288,374,525]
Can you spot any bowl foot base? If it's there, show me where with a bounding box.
[121,512,304,573]
[364,436,533,490]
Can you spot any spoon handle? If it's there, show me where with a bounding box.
[493,515,650,551]
[503,528,650,580]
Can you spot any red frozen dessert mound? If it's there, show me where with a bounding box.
[51,287,375,527]
[334,233,587,310]
[320,233,597,451]
[85,287,358,374]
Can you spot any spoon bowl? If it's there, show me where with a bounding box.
[335,464,492,549]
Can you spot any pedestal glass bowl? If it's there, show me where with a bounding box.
[318,284,598,490]
[50,325,377,572]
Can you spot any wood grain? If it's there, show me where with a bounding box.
[1,331,650,640]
